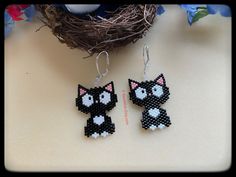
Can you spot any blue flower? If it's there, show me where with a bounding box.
[207,5,231,17]
[5,11,15,38]
[180,4,200,25]
[157,5,165,15]
[23,5,36,21]
[180,4,200,12]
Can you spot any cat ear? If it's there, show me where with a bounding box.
[155,74,166,86]
[128,79,140,90]
[104,81,114,93]
[78,85,88,96]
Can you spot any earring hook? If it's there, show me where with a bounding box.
[143,44,150,81]
[94,51,110,86]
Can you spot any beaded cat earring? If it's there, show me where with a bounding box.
[128,45,171,131]
[76,51,118,138]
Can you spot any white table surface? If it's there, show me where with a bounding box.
[5,5,231,171]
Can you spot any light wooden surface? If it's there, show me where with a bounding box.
[5,5,231,171]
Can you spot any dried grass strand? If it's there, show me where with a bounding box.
[36,4,157,56]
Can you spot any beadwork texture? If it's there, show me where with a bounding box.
[128,74,171,131]
[76,81,117,138]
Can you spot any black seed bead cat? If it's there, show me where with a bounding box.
[76,81,117,138]
[128,74,171,131]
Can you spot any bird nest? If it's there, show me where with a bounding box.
[36,4,157,56]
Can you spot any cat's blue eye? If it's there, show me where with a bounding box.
[135,87,147,100]
[82,93,94,107]
[99,91,111,105]
[152,85,163,97]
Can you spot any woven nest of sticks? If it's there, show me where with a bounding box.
[36,4,157,56]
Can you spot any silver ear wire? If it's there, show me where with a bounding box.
[143,44,150,81]
[94,51,110,87]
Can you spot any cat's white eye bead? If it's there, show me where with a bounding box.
[135,87,147,100]
[152,84,164,97]
[99,91,111,105]
[82,93,94,107]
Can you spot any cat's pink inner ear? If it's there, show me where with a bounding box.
[131,81,138,90]
[79,88,87,96]
[105,83,113,92]
[156,76,164,85]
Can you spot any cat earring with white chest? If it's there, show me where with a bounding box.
[128,45,171,131]
[76,51,118,139]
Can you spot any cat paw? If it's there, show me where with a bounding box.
[158,123,166,129]
[149,125,157,131]
[101,131,109,137]
[91,132,100,139]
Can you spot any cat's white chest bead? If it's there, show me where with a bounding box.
[93,115,105,125]
[148,108,160,118]
[64,4,100,14]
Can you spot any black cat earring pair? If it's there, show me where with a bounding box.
[76,51,118,139]
[76,46,171,139]
[128,45,171,131]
